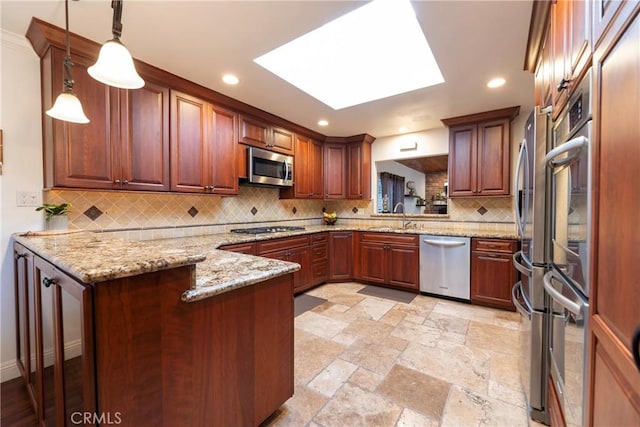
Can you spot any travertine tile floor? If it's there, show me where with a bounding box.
[264,282,543,427]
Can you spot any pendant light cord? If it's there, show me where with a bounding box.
[62,0,75,93]
[111,0,123,40]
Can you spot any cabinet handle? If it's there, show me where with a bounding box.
[633,325,640,372]
[557,78,570,92]
[15,253,27,260]
[123,180,129,185]
[114,179,121,184]
[42,277,56,288]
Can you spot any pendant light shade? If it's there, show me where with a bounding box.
[46,91,90,124]
[88,39,144,89]
[89,0,144,89]
[47,0,90,124]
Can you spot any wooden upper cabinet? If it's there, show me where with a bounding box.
[347,141,371,200]
[323,143,347,199]
[442,107,518,198]
[447,124,477,197]
[238,115,294,155]
[119,80,170,191]
[208,104,239,195]
[170,91,209,192]
[43,47,170,191]
[281,135,323,199]
[46,47,118,190]
[171,90,238,195]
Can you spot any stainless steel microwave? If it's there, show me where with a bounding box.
[246,146,293,187]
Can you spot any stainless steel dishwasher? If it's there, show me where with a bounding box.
[419,235,471,300]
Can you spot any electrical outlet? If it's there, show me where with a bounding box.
[16,190,42,207]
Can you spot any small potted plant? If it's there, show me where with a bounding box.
[36,202,72,231]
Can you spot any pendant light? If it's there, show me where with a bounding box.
[46,0,90,124]
[88,0,144,89]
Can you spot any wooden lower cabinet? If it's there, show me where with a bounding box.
[14,246,294,426]
[356,232,419,292]
[470,238,518,311]
[257,235,311,294]
[328,232,353,281]
[309,233,329,288]
[219,241,257,255]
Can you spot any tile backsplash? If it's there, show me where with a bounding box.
[45,187,515,237]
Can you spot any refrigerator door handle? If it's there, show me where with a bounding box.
[514,138,529,238]
[543,270,588,318]
[512,281,532,319]
[513,251,532,276]
[545,135,588,170]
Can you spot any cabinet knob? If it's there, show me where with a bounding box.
[557,78,570,92]
[42,277,56,288]
[114,179,121,184]
[123,180,129,185]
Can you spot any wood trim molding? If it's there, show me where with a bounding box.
[523,0,552,73]
[440,106,521,127]
[324,133,376,145]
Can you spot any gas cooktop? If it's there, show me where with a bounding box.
[230,226,306,234]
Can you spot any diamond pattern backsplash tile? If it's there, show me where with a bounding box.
[83,205,103,221]
[477,206,488,215]
[45,187,515,235]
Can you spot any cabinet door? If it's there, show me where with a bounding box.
[347,143,364,199]
[448,124,477,197]
[470,251,516,311]
[34,257,95,426]
[568,0,591,80]
[551,0,570,115]
[309,140,324,199]
[14,244,37,411]
[288,247,310,293]
[271,127,294,155]
[239,115,269,148]
[47,48,118,190]
[476,119,510,196]
[589,9,640,425]
[293,135,311,198]
[324,144,347,199]
[209,104,239,195]
[119,80,170,191]
[358,243,386,284]
[387,245,419,290]
[170,91,208,192]
[329,232,353,280]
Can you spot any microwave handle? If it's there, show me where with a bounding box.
[543,270,587,318]
[545,135,588,169]
[282,160,291,180]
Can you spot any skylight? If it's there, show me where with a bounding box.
[254,0,444,110]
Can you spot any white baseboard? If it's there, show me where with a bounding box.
[1,339,82,383]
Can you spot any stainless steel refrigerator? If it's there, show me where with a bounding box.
[512,105,552,424]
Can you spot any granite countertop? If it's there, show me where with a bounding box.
[13,223,517,303]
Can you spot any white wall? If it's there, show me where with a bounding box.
[371,127,449,214]
[0,29,44,381]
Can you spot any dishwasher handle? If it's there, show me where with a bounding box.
[422,239,467,248]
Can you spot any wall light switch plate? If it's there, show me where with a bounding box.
[16,190,42,207]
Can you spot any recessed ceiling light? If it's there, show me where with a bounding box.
[399,126,409,133]
[318,119,329,127]
[254,0,444,110]
[487,77,506,88]
[222,74,239,85]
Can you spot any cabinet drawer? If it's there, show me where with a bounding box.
[310,232,328,244]
[311,261,328,279]
[257,235,310,254]
[310,244,328,261]
[472,239,518,253]
[360,232,419,246]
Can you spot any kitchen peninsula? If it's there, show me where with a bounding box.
[13,231,299,426]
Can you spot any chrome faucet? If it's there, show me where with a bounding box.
[393,202,412,229]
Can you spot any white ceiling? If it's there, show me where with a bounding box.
[1,0,534,139]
